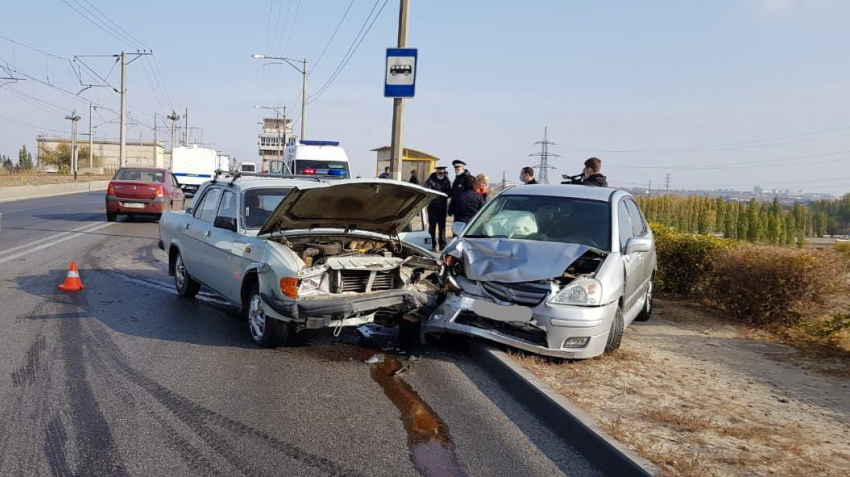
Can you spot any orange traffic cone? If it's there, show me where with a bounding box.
[58,261,86,291]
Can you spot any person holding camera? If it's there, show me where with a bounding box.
[580,157,608,187]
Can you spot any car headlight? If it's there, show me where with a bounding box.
[548,278,603,306]
[298,275,322,293]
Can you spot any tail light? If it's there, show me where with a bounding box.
[154,185,164,198]
[107,182,115,195]
[303,168,317,175]
[280,277,299,299]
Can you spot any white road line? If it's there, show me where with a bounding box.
[0,222,114,265]
[0,221,109,257]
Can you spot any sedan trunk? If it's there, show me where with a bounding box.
[111,181,161,200]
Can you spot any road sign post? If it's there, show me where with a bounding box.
[385,48,417,99]
[386,47,417,180]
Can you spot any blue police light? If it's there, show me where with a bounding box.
[299,140,340,147]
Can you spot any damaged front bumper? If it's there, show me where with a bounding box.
[424,292,617,359]
[260,288,437,329]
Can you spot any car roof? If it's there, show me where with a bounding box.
[211,177,326,192]
[500,184,626,202]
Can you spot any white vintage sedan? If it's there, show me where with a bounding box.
[159,175,444,347]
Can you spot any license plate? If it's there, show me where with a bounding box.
[122,202,145,209]
[472,300,533,322]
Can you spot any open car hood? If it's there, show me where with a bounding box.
[258,179,444,236]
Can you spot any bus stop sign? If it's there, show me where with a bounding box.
[385,48,417,98]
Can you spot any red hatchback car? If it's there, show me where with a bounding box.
[106,167,186,222]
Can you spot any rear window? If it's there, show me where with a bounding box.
[295,160,349,178]
[115,169,164,183]
[243,188,293,229]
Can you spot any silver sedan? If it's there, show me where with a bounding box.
[425,185,656,359]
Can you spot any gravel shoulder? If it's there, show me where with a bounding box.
[512,298,850,477]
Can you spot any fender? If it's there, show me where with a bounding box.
[167,238,187,277]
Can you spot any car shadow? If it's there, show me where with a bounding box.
[32,213,106,222]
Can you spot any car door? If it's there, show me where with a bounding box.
[624,199,653,289]
[186,187,222,287]
[170,173,186,210]
[617,200,643,314]
[399,210,434,252]
[206,189,239,301]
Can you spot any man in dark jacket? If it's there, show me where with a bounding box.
[448,159,472,218]
[424,166,452,250]
[451,175,485,226]
[581,157,608,187]
[409,170,419,185]
[520,166,539,185]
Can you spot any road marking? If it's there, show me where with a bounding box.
[0,221,109,257]
[0,222,113,265]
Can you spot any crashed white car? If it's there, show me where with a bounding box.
[426,185,656,359]
[159,176,444,347]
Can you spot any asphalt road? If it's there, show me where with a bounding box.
[0,192,603,477]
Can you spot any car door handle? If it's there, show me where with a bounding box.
[184,223,190,230]
[204,230,211,238]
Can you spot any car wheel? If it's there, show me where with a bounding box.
[174,252,201,298]
[635,276,654,322]
[605,306,624,353]
[106,211,117,222]
[246,285,289,348]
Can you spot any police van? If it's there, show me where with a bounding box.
[272,140,350,178]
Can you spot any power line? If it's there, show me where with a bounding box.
[0,34,69,60]
[0,113,69,134]
[309,0,390,104]
[613,149,850,170]
[311,0,356,73]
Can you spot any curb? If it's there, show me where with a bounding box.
[469,339,659,477]
[0,181,109,203]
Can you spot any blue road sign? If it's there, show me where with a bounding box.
[385,48,417,98]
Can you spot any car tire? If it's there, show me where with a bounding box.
[635,276,654,322]
[605,306,624,353]
[246,284,289,348]
[106,211,117,222]
[174,251,201,298]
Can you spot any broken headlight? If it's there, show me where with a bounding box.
[548,278,603,306]
[298,275,323,294]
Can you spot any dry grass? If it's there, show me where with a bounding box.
[512,298,850,477]
[0,173,112,187]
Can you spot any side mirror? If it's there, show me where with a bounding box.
[214,216,238,232]
[451,222,466,237]
[185,192,195,199]
[625,237,652,255]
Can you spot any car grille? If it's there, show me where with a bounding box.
[339,270,395,293]
[455,312,548,347]
[480,281,550,306]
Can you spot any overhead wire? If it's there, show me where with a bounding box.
[311,0,356,74]
[308,0,390,104]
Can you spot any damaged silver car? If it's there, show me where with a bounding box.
[425,185,656,359]
[159,177,444,347]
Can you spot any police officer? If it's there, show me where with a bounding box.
[424,165,452,251]
[449,159,471,219]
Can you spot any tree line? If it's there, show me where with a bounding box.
[636,194,849,246]
[0,145,34,173]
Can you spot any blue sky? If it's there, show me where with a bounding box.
[2,0,850,194]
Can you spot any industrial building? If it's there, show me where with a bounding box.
[36,136,167,173]
[258,117,293,172]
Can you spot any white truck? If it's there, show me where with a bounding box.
[171,145,219,195]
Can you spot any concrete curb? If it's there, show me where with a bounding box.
[0,180,109,203]
[469,340,659,477]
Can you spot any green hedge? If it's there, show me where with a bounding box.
[651,223,737,295]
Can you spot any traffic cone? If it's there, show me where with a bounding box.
[58,261,86,291]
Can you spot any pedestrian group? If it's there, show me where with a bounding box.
[383,156,609,252]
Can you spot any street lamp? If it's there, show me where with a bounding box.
[251,54,308,140]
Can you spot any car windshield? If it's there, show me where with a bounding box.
[295,160,349,178]
[463,194,612,250]
[243,188,293,229]
[114,169,163,183]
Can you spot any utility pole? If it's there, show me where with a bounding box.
[528,126,560,184]
[167,111,180,152]
[66,110,81,180]
[648,178,652,195]
[665,173,671,193]
[119,52,127,168]
[389,0,411,181]
[300,59,307,140]
[184,108,189,145]
[88,103,93,168]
